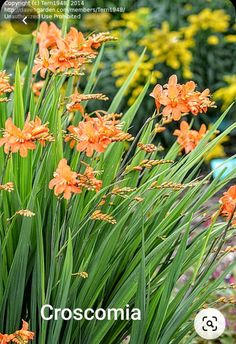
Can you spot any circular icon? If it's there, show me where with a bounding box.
[10,5,39,35]
[194,308,226,340]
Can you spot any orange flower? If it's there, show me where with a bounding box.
[65,113,126,157]
[0,117,53,157]
[32,80,44,97]
[154,125,166,133]
[150,84,163,111]
[33,21,62,50]
[0,182,14,192]
[65,117,111,157]
[187,88,214,115]
[219,185,236,225]
[66,89,85,114]
[0,333,14,344]
[0,71,14,98]
[66,90,109,114]
[65,29,117,51]
[66,91,84,114]
[50,39,76,72]
[0,118,36,157]
[23,116,54,146]
[65,27,93,53]
[12,320,34,343]
[88,32,118,49]
[32,48,56,78]
[49,159,82,199]
[160,75,189,120]
[0,320,34,344]
[49,159,102,199]
[33,24,115,77]
[34,22,93,55]
[150,75,215,121]
[173,120,207,153]
[78,164,102,192]
[50,38,96,74]
[33,26,96,77]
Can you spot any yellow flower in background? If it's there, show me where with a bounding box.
[113,51,162,105]
[207,35,219,45]
[180,25,196,39]
[82,13,112,32]
[79,6,235,92]
[204,125,229,162]
[204,136,228,162]
[184,4,193,11]
[187,9,230,37]
[107,29,122,40]
[123,7,151,31]
[110,19,126,29]
[225,35,236,43]
[140,22,194,78]
[214,75,236,110]
[111,7,151,32]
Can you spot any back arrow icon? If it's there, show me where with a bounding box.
[22,16,27,25]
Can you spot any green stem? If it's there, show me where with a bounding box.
[0,153,10,185]
[191,210,219,286]
[51,198,61,254]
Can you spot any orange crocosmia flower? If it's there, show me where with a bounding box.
[88,32,118,49]
[49,159,82,200]
[180,80,196,100]
[12,320,35,343]
[196,123,207,141]
[160,75,189,120]
[32,25,112,77]
[32,48,56,78]
[150,75,215,121]
[32,80,44,97]
[78,164,103,192]
[49,159,103,199]
[0,71,14,97]
[23,116,54,146]
[49,38,95,73]
[66,91,109,114]
[66,90,84,114]
[0,118,36,157]
[0,333,14,344]
[173,120,207,154]
[0,320,34,344]
[65,118,111,157]
[173,121,196,153]
[187,88,215,115]
[51,36,97,72]
[50,39,76,72]
[0,117,53,157]
[33,21,62,50]
[65,27,94,54]
[150,84,163,111]
[219,185,236,224]
[65,30,116,52]
[65,27,85,48]
[65,114,122,157]
[84,166,102,192]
